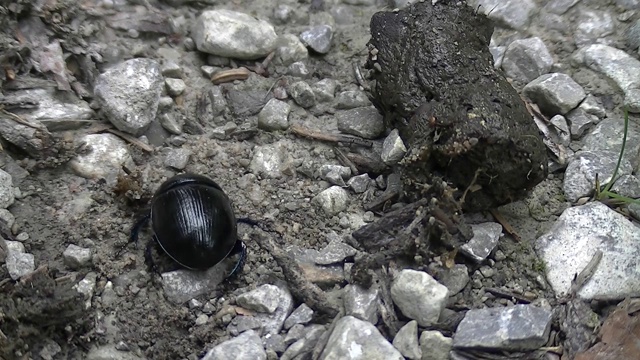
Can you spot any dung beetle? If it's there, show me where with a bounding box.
[131,173,247,277]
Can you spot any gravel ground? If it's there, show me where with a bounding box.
[0,0,639,359]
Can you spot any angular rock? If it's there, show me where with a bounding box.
[263,333,286,354]
[94,58,163,136]
[193,10,278,60]
[5,88,93,132]
[164,148,191,170]
[381,129,407,165]
[575,10,615,46]
[549,114,571,146]
[469,0,537,30]
[343,284,379,324]
[313,79,337,102]
[230,284,294,335]
[611,174,640,198]
[436,264,470,295]
[453,305,553,351]
[336,90,371,109]
[315,233,357,265]
[70,134,132,180]
[281,325,326,360]
[63,244,92,269]
[392,320,421,360]
[0,170,14,209]
[161,61,182,78]
[420,331,453,360]
[74,272,97,309]
[288,61,310,78]
[459,222,503,262]
[535,202,640,300]
[319,316,403,360]
[300,25,333,54]
[579,95,606,119]
[161,258,234,304]
[284,324,308,346]
[195,314,209,325]
[258,99,290,131]
[284,303,314,329]
[567,108,599,141]
[347,174,371,194]
[582,116,640,170]
[288,81,316,108]
[237,284,282,313]
[159,113,183,135]
[250,141,292,178]
[313,186,349,215]
[502,37,554,84]
[336,107,384,139]
[523,73,586,116]
[165,78,186,96]
[563,151,632,203]
[7,251,35,280]
[202,330,267,360]
[390,269,448,327]
[319,165,351,182]
[574,44,640,113]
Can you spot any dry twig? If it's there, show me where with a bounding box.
[290,124,373,147]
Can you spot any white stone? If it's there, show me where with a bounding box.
[392,320,421,359]
[535,202,640,299]
[313,186,349,215]
[574,44,640,113]
[390,269,449,327]
[0,169,15,209]
[420,331,452,360]
[319,316,403,360]
[193,10,278,60]
[94,58,163,136]
[70,134,132,180]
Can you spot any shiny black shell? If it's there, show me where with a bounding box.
[150,173,237,270]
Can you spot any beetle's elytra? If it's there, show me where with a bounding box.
[132,173,246,276]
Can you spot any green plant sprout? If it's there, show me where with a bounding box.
[594,107,640,207]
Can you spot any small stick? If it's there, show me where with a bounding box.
[289,124,373,147]
[0,107,46,130]
[211,67,251,85]
[363,190,399,211]
[490,208,521,242]
[333,148,359,176]
[106,128,154,153]
[485,287,532,304]
[569,250,603,296]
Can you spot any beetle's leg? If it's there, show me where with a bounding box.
[237,217,259,227]
[131,213,151,249]
[226,240,247,280]
[145,236,160,274]
[115,213,150,257]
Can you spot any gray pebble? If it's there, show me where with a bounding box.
[288,81,316,108]
[63,244,92,269]
[164,148,192,170]
[300,25,333,54]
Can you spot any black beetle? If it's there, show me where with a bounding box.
[131,173,246,277]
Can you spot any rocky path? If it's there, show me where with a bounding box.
[1,0,640,359]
